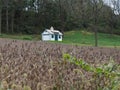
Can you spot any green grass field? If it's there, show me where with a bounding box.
[63,30,120,47]
[0,30,120,47]
[0,34,40,40]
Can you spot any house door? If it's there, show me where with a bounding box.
[55,34,58,41]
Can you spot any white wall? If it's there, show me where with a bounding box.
[42,34,56,41]
[42,34,51,41]
[42,30,63,41]
[58,35,62,41]
[50,34,55,41]
[42,33,62,41]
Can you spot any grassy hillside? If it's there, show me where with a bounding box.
[0,30,120,47]
[0,34,40,40]
[63,30,120,46]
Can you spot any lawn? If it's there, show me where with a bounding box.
[0,34,40,40]
[63,30,120,47]
[0,30,120,47]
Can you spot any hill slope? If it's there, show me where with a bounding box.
[0,30,120,46]
[63,31,120,46]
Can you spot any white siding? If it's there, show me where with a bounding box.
[42,31,50,35]
[42,30,63,41]
[42,34,51,41]
[58,35,62,41]
[50,34,55,41]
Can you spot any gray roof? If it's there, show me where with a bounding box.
[42,27,63,35]
[46,29,62,35]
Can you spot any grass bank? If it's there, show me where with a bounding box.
[62,30,120,47]
[0,30,120,47]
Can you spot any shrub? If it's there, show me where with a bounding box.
[64,54,120,90]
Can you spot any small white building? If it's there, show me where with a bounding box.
[42,27,63,41]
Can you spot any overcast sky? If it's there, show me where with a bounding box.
[103,0,120,14]
[103,0,115,8]
[104,0,112,5]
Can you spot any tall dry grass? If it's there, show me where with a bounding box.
[0,39,120,90]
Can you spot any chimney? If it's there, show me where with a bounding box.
[50,26,54,31]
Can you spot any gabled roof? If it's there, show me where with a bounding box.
[43,27,63,35]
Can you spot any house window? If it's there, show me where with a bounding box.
[59,35,61,39]
[51,35,54,38]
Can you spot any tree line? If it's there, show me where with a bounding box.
[0,0,120,35]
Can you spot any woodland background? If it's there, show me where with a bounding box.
[0,0,120,35]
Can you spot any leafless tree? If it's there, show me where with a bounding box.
[3,0,9,33]
[90,0,103,46]
[63,0,103,46]
[0,7,1,35]
[111,0,120,14]
[105,0,120,36]
[0,0,2,34]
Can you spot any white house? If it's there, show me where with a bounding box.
[42,27,63,41]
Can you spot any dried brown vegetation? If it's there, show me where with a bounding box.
[0,39,120,90]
